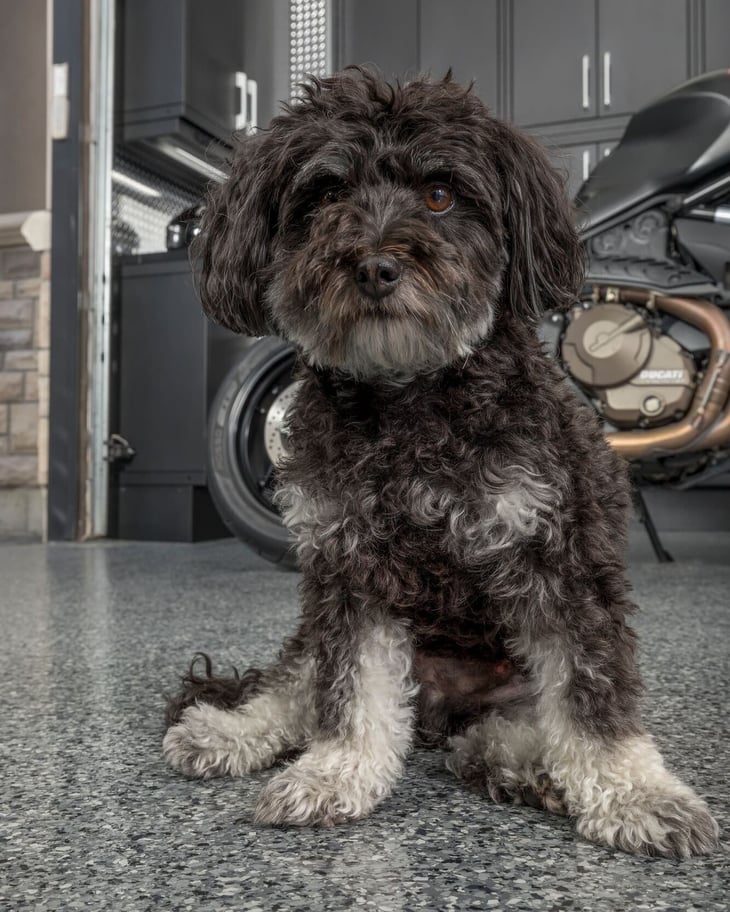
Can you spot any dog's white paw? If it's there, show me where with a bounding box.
[162,703,279,778]
[254,755,389,827]
[576,783,720,857]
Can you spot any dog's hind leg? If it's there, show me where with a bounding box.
[447,710,568,816]
[449,621,719,856]
[253,614,417,827]
[522,635,720,857]
[162,639,316,779]
[482,625,718,856]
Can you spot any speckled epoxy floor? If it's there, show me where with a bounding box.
[1,532,729,911]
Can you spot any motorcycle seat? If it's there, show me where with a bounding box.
[576,71,730,233]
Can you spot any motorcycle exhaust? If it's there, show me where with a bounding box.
[592,288,730,458]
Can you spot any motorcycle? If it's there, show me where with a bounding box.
[207,70,730,569]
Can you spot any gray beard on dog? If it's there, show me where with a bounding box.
[267,274,497,380]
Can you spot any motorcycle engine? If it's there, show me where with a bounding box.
[559,303,696,427]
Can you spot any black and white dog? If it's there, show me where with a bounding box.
[163,69,719,857]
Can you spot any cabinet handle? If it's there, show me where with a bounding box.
[582,149,591,181]
[235,72,248,131]
[235,72,258,134]
[248,79,258,134]
[603,52,612,107]
[581,54,590,110]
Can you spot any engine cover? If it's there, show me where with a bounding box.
[561,303,696,427]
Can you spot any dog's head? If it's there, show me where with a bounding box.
[197,68,583,378]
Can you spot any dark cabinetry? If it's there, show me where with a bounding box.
[550,141,617,200]
[338,0,419,79]
[337,0,730,195]
[512,0,596,124]
[337,0,498,109]
[419,0,499,110]
[111,254,250,541]
[118,0,259,183]
[240,0,291,132]
[121,0,246,143]
[512,0,689,127]
[510,0,691,191]
[704,0,730,72]
[595,0,688,117]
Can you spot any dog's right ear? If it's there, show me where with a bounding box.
[194,133,278,336]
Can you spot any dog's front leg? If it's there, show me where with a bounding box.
[254,585,416,827]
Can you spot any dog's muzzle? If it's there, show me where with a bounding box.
[354,255,403,300]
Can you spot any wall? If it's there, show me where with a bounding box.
[0,249,50,538]
[0,0,51,539]
[0,0,50,214]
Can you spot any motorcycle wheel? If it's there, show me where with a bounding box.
[207,337,299,569]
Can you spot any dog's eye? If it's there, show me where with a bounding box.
[320,188,340,206]
[425,184,454,214]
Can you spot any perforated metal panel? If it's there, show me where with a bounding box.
[290,0,331,98]
[111,155,199,255]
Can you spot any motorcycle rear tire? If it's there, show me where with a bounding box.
[207,337,298,569]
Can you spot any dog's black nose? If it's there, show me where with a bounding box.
[354,256,403,299]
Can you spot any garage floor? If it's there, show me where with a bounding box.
[1,532,728,911]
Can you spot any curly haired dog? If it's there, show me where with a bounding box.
[163,68,719,857]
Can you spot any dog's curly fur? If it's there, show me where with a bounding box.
[163,68,719,856]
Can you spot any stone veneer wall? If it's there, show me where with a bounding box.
[0,246,50,539]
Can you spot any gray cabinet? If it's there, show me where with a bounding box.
[338,0,419,78]
[335,0,729,199]
[111,254,250,542]
[511,0,690,126]
[120,0,291,183]
[597,0,689,116]
[241,0,290,129]
[551,141,617,199]
[512,0,596,125]
[704,0,730,72]
[121,0,247,143]
[338,0,498,109]
[553,144,598,199]
[420,0,499,110]
[599,141,617,160]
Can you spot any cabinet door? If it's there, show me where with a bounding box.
[118,268,207,475]
[420,0,499,112]
[339,0,419,78]
[241,0,290,128]
[548,143,597,200]
[704,0,730,72]
[185,0,246,136]
[123,0,245,140]
[597,0,689,116]
[598,141,617,160]
[512,0,597,126]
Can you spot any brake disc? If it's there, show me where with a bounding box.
[263,381,302,467]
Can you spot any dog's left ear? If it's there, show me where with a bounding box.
[193,133,279,336]
[495,123,585,321]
